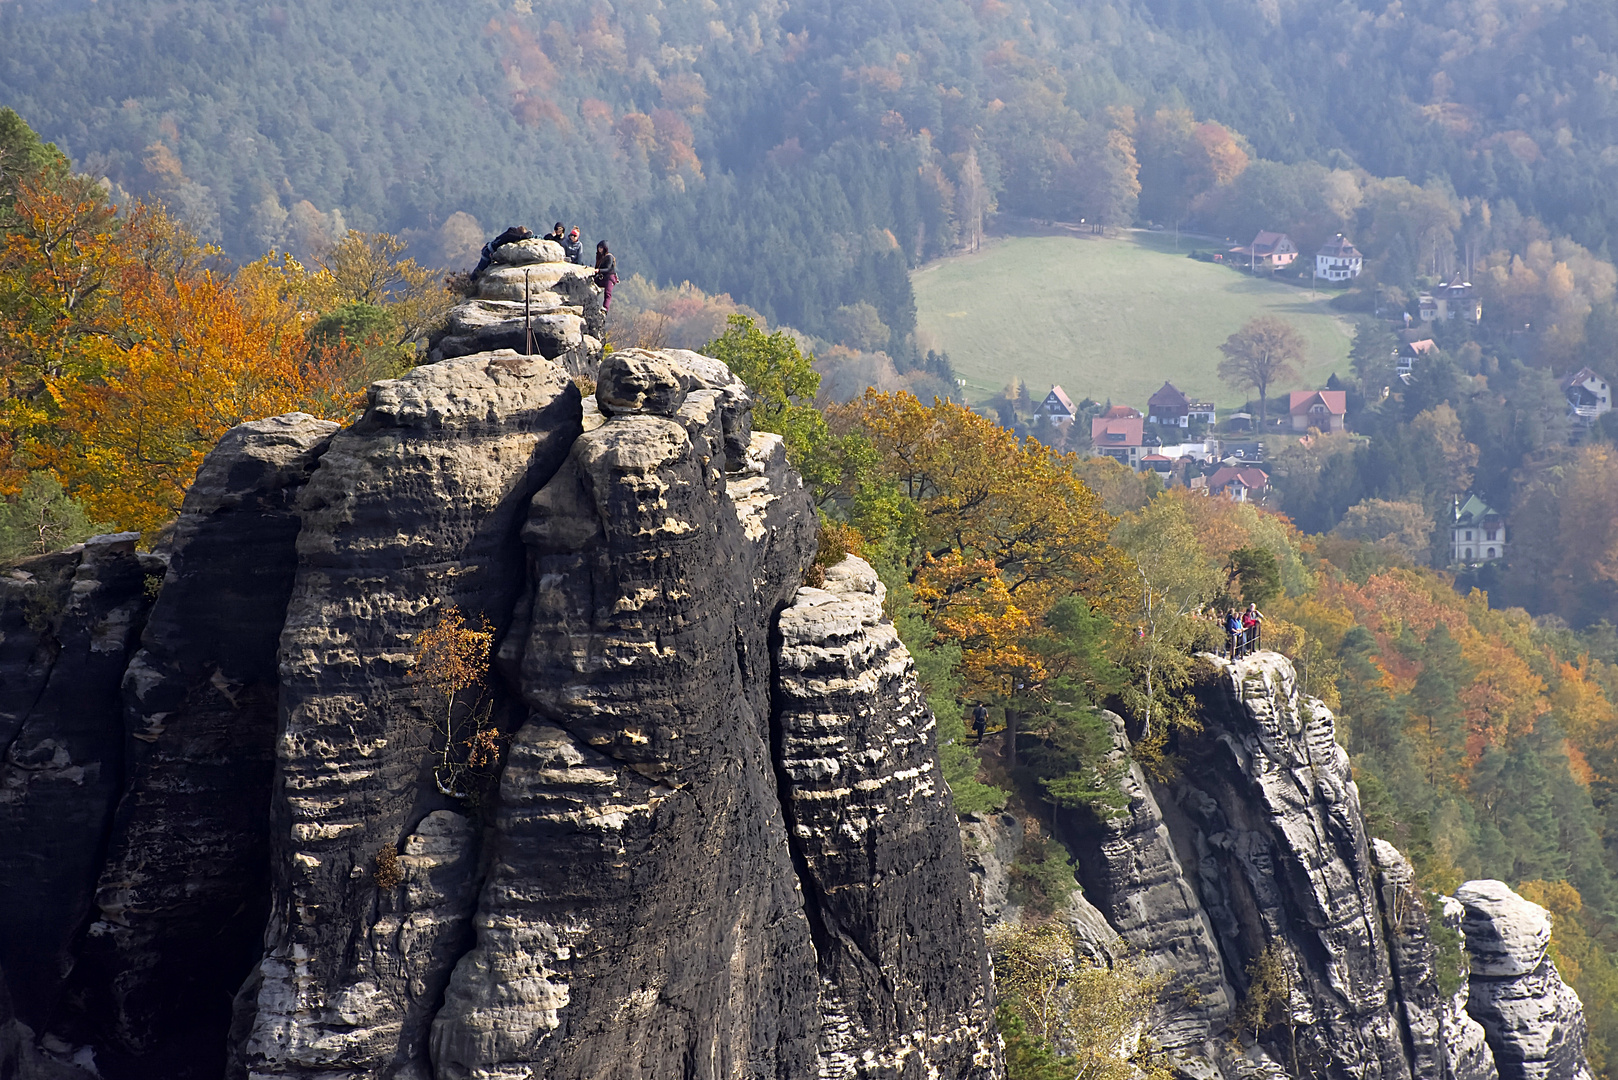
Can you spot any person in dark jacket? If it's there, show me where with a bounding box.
[594,241,618,311]
[561,227,584,265]
[547,222,565,244]
[1226,608,1245,658]
[472,225,533,278]
[972,703,989,743]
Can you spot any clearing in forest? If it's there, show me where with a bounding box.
[913,231,1355,410]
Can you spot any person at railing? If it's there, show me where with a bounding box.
[1242,603,1264,655]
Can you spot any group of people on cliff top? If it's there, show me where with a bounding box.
[1225,604,1264,659]
[471,222,619,310]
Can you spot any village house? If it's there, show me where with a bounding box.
[1560,367,1612,423]
[1147,381,1188,426]
[1206,465,1269,503]
[1451,495,1506,564]
[1287,389,1347,432]
[1229,231,1299,272]
[1419,272,1482,323]
[1040,385,1077,423]
[1091,412,1145,468]
[1398,336,1437,377]
[1315,234,1363,281]
[1187,399,1216,426]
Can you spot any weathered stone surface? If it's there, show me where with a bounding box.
[1170,653,1411,1080]
[775,556,1001,1078]
[232,354,582,1079]
[0,534,156,1035]
[490,238,566,265]
[433,298,599,377]
[595,350,689,416]
[1373,840,1498,1080]
[475,263,596,303]
[430,349,822,1080]
[1457,880,1592,1080]
[53,415,337,1080]
[1058,711,1236,1069]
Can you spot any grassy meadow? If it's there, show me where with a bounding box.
[913,231,1355,411]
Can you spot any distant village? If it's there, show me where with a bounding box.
[1020,230,1615,571]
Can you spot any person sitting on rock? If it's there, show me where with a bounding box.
[562,227,584,265]
[594,241,619,311]
[472,225,533,278]
[547,222,566,244]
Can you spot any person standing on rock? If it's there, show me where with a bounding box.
[972,702,988,743]
[1226,608,1244,659]
[594,241,619,311]
[1241,603,1263,654]
[472,224,533,278]
[562,227,584,265]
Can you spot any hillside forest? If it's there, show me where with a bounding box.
[7,0,1618,1076]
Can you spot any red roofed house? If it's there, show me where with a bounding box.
[1206,466,1269,502]
[1040,385,1077,422]
[1091,413,1145,468]
[1101,404,1143,419]
[1229,231,1299,272]
[1288,390,1347,432]
[1398,337,1436,376]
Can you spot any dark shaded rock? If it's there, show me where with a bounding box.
[0,534,156,1035]
[48,415,338,1079]
[1372,840,1497,1080]
[429,350,821,1080]
[1057,712,1236,1071]
[1457,880,1592,1080]
[231,354,582,1079]
[774,556,1001,1077]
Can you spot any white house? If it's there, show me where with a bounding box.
[1561,367,1612,423]
[1451,494,1506,565]
[1315,234,1363,281]
[1041,385,1077,423]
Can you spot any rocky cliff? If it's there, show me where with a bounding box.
[0,346,999,1080]
[0,330,1597,1080]
[1038,653,1593,1080]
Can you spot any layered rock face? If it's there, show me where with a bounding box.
[775,557,1000,1077]
[429,239,603,374]
[1054,653,1593,1080]
[0,347,999,1080]
[1456,881,1593,1080]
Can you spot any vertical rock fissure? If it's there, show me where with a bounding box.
[766,624,836,965]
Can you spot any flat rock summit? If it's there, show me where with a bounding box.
[0,311,1597,1080]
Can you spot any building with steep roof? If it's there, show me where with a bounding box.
[1040,385,1077,422]
[1090,413,1145,467]
[1229,231,1298,271]
[1207,465,1269,502]
[1287,389,1347,432]
[1560,367,1612,424]
[1147,381,1189,426]
[1315,234,1363,281]
[1451,495,1505,564]
[1419,272,1482,323]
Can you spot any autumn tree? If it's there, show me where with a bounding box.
[1217,316,1304,424]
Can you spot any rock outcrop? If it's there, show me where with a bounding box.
[1052,653,1594,1080]
[430,241,603,373]
[1457,880,1593,1080]
[0,346,1000,1080]
[775,557,999,1077]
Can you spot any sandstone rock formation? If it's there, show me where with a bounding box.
[1457,880,1593,1080]
[430,240,603,371]
[0,347,1000,1080]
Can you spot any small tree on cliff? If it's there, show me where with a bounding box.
[1217,316,1304,425]
[703,314,833,490]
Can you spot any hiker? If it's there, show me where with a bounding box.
[1242,603,1264,654]
[972,702,989,743]
[562,227,584,265]
[546,221,566,244]
[594,241,618,311]
[1225,608,1244,659]
[472,224,533,278]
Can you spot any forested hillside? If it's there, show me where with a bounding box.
[8,0,1618,363]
